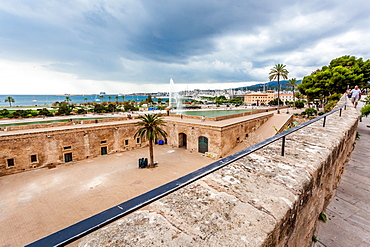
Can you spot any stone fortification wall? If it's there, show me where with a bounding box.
[0,122,143,176]
[79,97,358,247]
[0,117,128,132]
[165,113,273,157]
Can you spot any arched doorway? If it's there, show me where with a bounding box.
[179,133,187,148]
[198,136,208,153]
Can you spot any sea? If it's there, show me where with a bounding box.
[0,95,168,107]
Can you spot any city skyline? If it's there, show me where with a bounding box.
[1,1,369,94]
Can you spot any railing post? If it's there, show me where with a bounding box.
[323,116,326,127]
[281,136,285,156]
[339,108,342,117]
[344,104,347,110]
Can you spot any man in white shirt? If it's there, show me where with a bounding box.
[350,85,362,108]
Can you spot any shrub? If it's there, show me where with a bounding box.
[303,108,317,117]
[0,109,9,116]
[361,104,370,117]
[294,100,305,108]
[324,100,338,113]
[327,93,342,101]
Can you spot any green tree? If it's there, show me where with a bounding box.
[134,114,167,168]
[269,64,289,113]
[65,96,72,105]
[108,96,112,102]
[0,109,9,116]
[38,108,53,117]
[147,94,153,103]
[84,97,88,103]
[94,104,106,113]
[57,105,72,115]
[5,96,15,107]
[285,78,298,102]
[298,56,369,102]
[120,95,125,102]
[115,95,119,102]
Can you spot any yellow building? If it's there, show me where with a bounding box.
[244,93,275,105]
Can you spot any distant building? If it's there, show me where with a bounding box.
[276,93,294,103]
[244,93,275,106]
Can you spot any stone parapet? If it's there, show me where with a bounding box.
[78,97,358,247]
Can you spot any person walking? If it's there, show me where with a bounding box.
[350,85,362,108]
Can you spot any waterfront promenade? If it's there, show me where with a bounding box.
[315,103,370,246]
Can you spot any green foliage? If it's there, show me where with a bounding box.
[107,103,116,112]
[327,93,342,101]
[134,114,167,168]
[38,108,53,116]
[324,100,338,113]
[361,95,370,105]
[268,98,284,106]
[312,235,318,242]
[124,102,138,111]
[8,109,33,118]
[319,212,327,222]
[5,96,15,107]
[298,55,370,100]
[302,108,317,117]
[360,104,370,117]
[94,104,106,113]
[76,108,87,114]
[0,109,10,116]
[57,105,72,115]
[294,100,305,108]
[356,131,361,139]
[269,64,289,82]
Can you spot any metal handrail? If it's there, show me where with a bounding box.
[26,98,347,247]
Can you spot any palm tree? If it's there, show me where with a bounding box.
[269,64,289,113]
[121,95,125,102]
[115,95,119,102]
[285,78,298,103]
[134,114,167,168]
[84,97,88,103]
[65,96,72,105]
[5,96,15,107]
[108,96,112,102]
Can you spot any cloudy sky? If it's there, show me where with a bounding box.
[0,0,369,94]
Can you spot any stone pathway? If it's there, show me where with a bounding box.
[315,103,370,246]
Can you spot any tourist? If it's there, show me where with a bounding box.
[350,85,362,108]
[201,116,205,122]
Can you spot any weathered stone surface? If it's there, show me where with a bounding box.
[78,97,359,247]
[0,112,274,176]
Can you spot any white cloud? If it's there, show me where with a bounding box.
[0,0,370,94]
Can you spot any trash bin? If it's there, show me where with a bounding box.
[158,140,164,145]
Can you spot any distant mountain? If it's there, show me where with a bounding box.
[234,80,302,91]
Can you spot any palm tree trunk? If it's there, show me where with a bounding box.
[149,139,154,168]
[277,76,280,114]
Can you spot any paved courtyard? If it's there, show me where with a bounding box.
[0,145,212,246]
[0,110,292,246]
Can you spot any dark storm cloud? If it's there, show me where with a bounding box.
[0,0,370,87]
